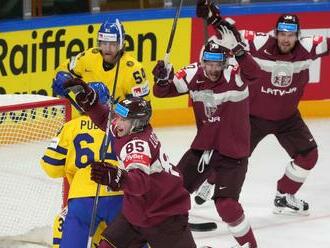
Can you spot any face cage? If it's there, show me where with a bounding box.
[129,118,149,134]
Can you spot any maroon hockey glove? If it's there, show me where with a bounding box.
[152,60,174,86]
[91,162,126,191]
[196,0,222,25]
[63,78,98,112]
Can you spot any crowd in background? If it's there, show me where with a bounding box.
[0,0,327,20]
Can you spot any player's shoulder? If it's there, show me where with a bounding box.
[69,48,101,70]
[177,62,199,77]
[62,115,88,132]
[86,47,101,55]
[75,47,101,60]
[298,35,326,53]
[242,30,271,50]
[121,53,143,69]
[180,62,199,73]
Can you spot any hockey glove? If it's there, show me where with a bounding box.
[63,78,98,112]
[196,0,222,25]
[152,60,174,86]
[91,162,126,191]
[52,71,73,97]
[215,18,242,43]
[218,25,246,58]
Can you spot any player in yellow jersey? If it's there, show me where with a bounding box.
[41,82,123,248]
[54,18,150,108]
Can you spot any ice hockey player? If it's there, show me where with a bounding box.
[58,76,198,248]
[41,82,123,248]
[197,0,330,216]
[151,25,260,247]
[54,17,150,117]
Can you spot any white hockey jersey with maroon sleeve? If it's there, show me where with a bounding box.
[241,30,330,120]
[113,125,191,228]
[154,54,260,159]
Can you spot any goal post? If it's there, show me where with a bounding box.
[0,94,71,245]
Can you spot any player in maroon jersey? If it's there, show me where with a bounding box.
[197,0,330,215]
[57,79,196,248]
[151,24,260,247]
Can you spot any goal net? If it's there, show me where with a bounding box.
[0,94,71,246]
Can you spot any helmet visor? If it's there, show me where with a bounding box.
[115,103,129,118]
[203,52,225,62]
[277,22,298,32]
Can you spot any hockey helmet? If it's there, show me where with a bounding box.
[98,18,125,50]
[89,82,110,105]
[276,14,300,34]
[201,39,228,64]
[114,97,152,133]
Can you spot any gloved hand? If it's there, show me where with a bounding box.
[217,25,246,57]
[52,71,73,97]
[215,18,242,43]
[91,162,126,191]
[152,60,174,86]
[63,78,98,112]
[196,0,222,25]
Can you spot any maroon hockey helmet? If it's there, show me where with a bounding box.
[115,97,152,133]
[275,14,300,35]
[201,39,228,63]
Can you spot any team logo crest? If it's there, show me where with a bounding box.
[191,90,217,118]
[271,61,293,87]
[126,61,134,67]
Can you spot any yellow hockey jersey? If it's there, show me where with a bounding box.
[57,48,150,102]
[40,115,122,199]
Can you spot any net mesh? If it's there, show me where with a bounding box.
[0,95,71,244]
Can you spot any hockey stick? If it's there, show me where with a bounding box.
[189,222,217,232]
[64,93,85,113]
[203,19,209,45]
[189,150,218,232]
[86,58,121,248]
[164,0,184,65]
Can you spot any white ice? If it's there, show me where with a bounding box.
[2,118,330,248]
[157,118,330,248]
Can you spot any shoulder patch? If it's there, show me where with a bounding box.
[126,61,134,67]
[244,30,256,41]
[92,48,100,54]
[175,69,187,80]
[313,35,323,45]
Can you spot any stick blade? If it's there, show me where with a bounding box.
[189,222,217,232]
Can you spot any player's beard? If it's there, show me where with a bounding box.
[103,52,117,64]
[277,40,296,54]
[208,70,222,82]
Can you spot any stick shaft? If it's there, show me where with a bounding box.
[87,59,121,248]
[164,0,184,64]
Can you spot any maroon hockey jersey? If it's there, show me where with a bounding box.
[242,30,330,120]
[113,125,191,227]
[86,105,191,227]
[153,54,260,159]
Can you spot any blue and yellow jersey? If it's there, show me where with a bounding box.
[40,115,122,199]
[56,47,150,102]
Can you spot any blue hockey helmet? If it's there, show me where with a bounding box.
[98,18,125,50]
[89,82,110,105]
